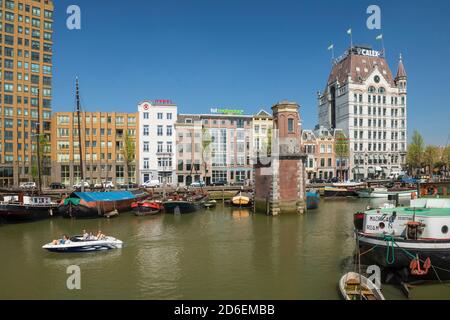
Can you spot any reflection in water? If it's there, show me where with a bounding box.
[231,209,250,220]
[0,200,448,300]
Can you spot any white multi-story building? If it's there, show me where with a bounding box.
[138,100,177,185]
[318,46,407,180]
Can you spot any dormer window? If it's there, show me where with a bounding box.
[368,86,376,93]
[378,87,386,94]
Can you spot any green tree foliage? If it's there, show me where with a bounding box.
[334,131,349,181]
[423,145,440,174]
[406,130,425,174]
[122,133,136,185]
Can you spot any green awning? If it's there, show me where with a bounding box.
[63,198,81,206]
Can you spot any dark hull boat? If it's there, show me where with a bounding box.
[164,198,206,214]
[324,187,359,197]
[59,190,148,219]
[356,199,450,282]
[0,203,58,223]
[359,234,450,281]
[0,195,59,223]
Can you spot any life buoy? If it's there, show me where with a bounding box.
[429,186,438,196]
[410,257,431,276]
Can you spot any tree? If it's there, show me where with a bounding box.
[201,128,213,179]
[406,130,425,176]
[122,133,136,188]
[423,145,440,175]
[31,134,51,187]
[334,131,349,181]
[442,146,450,176]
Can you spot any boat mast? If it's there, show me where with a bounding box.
[76,78,85,192]
[36,89,42,195]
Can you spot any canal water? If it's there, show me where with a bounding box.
[1,199,449,300]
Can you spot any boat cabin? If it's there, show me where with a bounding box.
[362,201,450,240]
[3,195,53,206]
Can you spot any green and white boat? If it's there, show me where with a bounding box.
[356,199,450,281]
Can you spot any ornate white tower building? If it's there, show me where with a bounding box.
[318,46,408,180]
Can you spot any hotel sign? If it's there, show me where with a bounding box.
[356,48,380,57]
[210,108,245,115]
[335,47,382,64]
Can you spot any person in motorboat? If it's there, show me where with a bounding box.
[52,235,70,245]
[96,230,106,240]
[82,230,89,240]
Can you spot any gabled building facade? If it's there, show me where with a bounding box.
[318,46,407,180]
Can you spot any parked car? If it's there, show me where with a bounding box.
[310,178,325,184]
[94,181,114,189]
[119,183,139,189]
[49,182,65,190]
[20,182,37,190]
[142,180,161,188]
[190,180,206,188]
[212,180,228,186]
[73,181,90,189]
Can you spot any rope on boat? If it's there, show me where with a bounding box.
[384,235,396,265]
[359,233,450,287]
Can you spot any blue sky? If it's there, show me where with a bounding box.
[52,0,450,145]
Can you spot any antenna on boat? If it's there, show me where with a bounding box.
[76,77,85,192]
[36,89,42,195]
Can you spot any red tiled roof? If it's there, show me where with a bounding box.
[327,51,395,87]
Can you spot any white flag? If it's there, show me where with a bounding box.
[347,28,352,35]
[376,34,383,41]
[328,44,334,51]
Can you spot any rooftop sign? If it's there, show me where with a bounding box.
[335,46,382,64]
[154,99,173,105]
[210,108,245,115]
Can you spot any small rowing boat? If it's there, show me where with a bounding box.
[339,272,385,300]
[132,200,163,216]
[204,200,217,209]
[232,192,252,207]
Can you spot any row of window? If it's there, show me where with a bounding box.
[353,93,406,105]
[353,118,406,129]
[353,143,405,152]
[2,59,51,73]
[57,115,136,125]
[2,1,53,18]
[143,125,173,137]
[352,130,406,141]
[353,105,405,117]
[143,112,173,120]
[142,141,173,153]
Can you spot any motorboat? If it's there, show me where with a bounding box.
[42,235,123,253]
[333,181,365,188]
[339,272,385,300]
[357,187,416,199]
